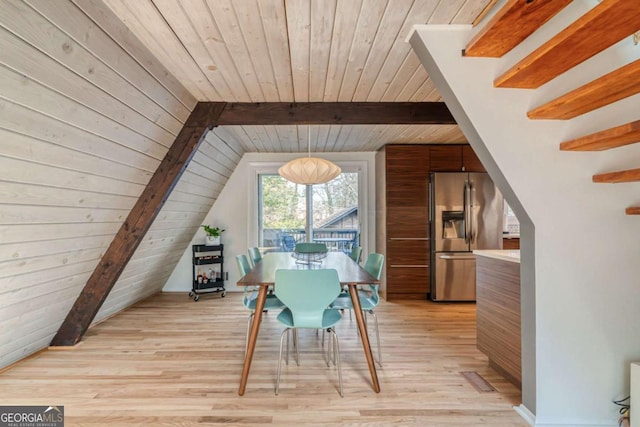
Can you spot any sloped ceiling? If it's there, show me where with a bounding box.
[102,0,496,151]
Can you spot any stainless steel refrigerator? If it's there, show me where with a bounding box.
[429,172,503,301]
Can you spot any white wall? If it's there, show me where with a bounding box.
[163,151,377,293]
[410,2,640,425]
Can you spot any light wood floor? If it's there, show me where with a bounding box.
[1,292,527,426]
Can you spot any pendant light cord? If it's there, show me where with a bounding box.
[307,126,311,158]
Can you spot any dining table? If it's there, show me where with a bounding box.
[236,251,381,396]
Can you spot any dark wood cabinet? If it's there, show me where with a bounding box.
[462,145,486,172]
[386,207,429,238]
[385,145,430,207]
[502,237,520,250]
[381,144,487,300]
[429,145,462,171]
[384,145,431,299]
[386,267,430,300]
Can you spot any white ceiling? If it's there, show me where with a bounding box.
[102,0,495,152]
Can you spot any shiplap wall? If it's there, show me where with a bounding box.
[0,0,242,369]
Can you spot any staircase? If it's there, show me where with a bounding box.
[465,0,640,215]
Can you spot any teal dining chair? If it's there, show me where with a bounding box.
[293,242,327,253]
[348,246,362,264]
[236,254,285,355]
[274,268,344,397]
[247,247,262,267]
[330,253,384,366]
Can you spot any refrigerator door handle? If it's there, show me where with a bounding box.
[469,181,476,243]
[428,177,433,223]
[463,180,470,244]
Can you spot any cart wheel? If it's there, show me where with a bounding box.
[194,294,200,301]
[188,291,194,298]
[221,291,226,297]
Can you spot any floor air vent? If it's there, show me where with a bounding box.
[460,371,496,393]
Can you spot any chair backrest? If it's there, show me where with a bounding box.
[274,269,341,329]
[294,242,327,253]
[237,254,257,304]
[364,253,384,281]
[281,235,296,252]
[236,254,252,277]
[349,246,362,263]
[363,253,384,304]
[248,247,262,267]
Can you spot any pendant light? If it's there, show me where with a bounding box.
[278,127,341,185]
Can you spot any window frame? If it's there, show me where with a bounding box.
[247,160,368,253]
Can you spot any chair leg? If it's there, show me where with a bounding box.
[276,328,289,395]
[244,312,254,356]
[285,328,289,365]
[329,328,344,397]
[368,310,382,367]
[322,329,330,367]
[293,329,299,366]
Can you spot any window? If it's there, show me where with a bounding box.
[258,172,360,253]
[503,201,520,234]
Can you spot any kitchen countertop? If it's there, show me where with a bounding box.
[502,233,520,239]
[473,249,520,263]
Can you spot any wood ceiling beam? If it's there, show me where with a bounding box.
[50,102,227,347]
[215,102,456,125]
[528,58,640,120]
[464,0,571,58]
[50,101,455,346]
[495,0,640,88]
[593,168,640,184]
[560,120,640,151]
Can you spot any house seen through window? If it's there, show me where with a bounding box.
[258,172,359,253]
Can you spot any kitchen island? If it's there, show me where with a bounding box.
[473,250,521,388]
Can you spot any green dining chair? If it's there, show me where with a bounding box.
[330,253,384,366]
[348,246,362,264]
[274,268,344,397]
[247,247,262,267]
[236,254,284,355]
[293,242,327,253]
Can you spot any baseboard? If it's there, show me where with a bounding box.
[514,404,535,426]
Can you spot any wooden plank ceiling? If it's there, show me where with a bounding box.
[102,0,496,151]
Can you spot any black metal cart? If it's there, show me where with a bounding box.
[190,244,226,301]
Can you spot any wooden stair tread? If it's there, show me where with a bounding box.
[528,58,640,120]
[592,168,640,184]
[495,0,640,88]
[560,120,640,151]
[464,0,571,58]
[626,207,640,215]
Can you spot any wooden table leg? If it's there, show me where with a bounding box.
[348,284,380,393]
[239,285,268,396]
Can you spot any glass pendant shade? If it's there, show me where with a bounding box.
[278,157,341,185]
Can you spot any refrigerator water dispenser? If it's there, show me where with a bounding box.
[441,211,465,239]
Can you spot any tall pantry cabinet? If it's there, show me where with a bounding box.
[376,144,485,300]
